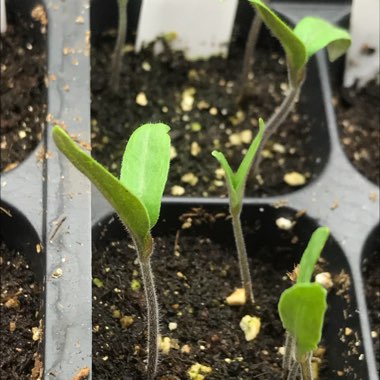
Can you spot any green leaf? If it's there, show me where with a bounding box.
[212,120,265,211]
[249,0,307,86]
[52,126,151,248]
[211,151,238,207]
[297,227,330,284]
[235,118,265,196]
[120,123,171,229]
[294,17,351,62]
[278,283,327,357]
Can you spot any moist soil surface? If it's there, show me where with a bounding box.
[0,5,47,173]
[91,37,318,197]
[362,233,380,370]
[92,211,361,379]
[0,241,42,379]
[334,80,380,186]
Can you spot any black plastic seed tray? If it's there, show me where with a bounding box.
[1,1,378,379]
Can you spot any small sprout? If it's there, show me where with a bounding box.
[188,363,213,380]
[53,123,171,380]
[278,226,330,380]
[225,288,246,306]
[240,315,261,341]
[92,278,104,288]
[212,119,265,304]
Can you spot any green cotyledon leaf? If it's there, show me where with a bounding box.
[297,227,330,284]
[52,125,151,249]
[294,17,351,62]
[249,0,307,86]
[119,123,171,229]
[278,282,327,358]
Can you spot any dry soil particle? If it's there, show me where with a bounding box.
[91,37,319,197]
[92,213,362,379]
[0,241,42,379]
[0,6,47,173]
[335,80,380,186]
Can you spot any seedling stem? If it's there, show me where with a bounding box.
[252,84,301,173]
[110,0,128,92]
[231,205,255,303]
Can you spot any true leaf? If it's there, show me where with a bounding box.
[294,17,351,62]
[120,123,171,228]
[52,125,151,248]
[297,227,330,284]
[211,151,238,206]
[235,118,265,196]
[249,0,307,86]
[278,282,327,357]
[212,119,265,210]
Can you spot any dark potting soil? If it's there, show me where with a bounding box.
[335,80,380,186]
[362,235,380,370]
[92,212,360,379]
[91,37,317,197]
[0,241,42,379]
[0,5,47,173]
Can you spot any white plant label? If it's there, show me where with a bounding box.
[344,0,380,87]
[1,0,6,34]
[136,0,238,59]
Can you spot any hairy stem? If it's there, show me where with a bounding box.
[287,361,300,380]
[139,254,159,380]
[300,353,313,380]
[231,208,255,304]
[238,14,263,101]
[110,0,128,92]
[252,84,301,174]
[283,332,295,379]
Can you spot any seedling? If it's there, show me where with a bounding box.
[247,0,351,172]
[110,0,128,92]
[212,118,265,304]
[278,226,330,380]
[52,123,171,380]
